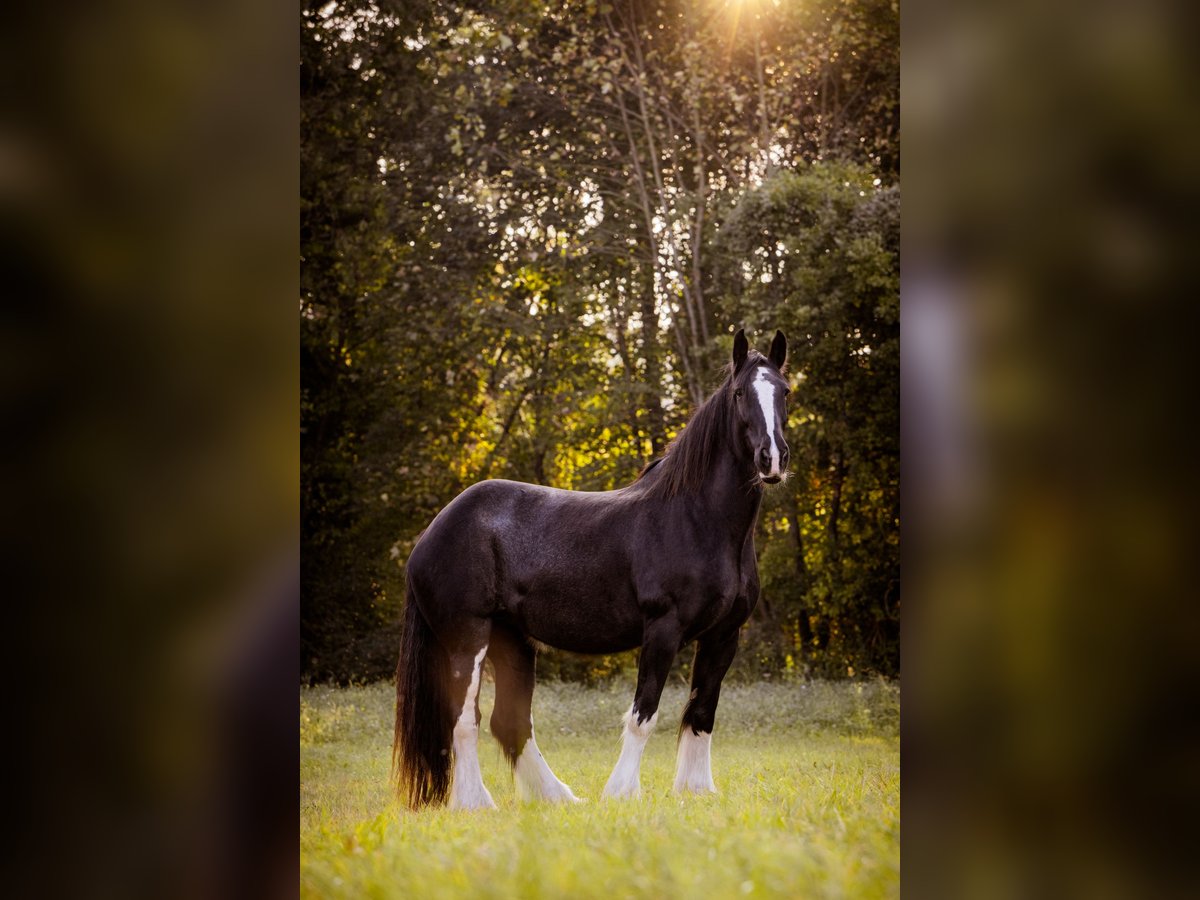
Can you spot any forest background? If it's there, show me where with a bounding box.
[301,0,899,684]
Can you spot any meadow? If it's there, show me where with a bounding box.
[301,678,899,899]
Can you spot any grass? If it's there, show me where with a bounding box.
[301,678,899,899]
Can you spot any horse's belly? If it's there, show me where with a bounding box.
[508,580,643,655]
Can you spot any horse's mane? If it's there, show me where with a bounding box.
[637,356,751,498]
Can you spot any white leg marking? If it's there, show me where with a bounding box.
[753,366,781,477]
[449,646,496,811]
[514,728,581,803]
[602,705,658,799]
[673,729,716,794]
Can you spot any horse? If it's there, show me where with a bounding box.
[393,328,790,809]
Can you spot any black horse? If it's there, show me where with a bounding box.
[394,329,790,809]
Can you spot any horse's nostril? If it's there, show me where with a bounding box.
[758,448,771,469]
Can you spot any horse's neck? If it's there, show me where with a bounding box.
[695,453,763,544]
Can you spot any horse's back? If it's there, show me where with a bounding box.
[406,478,645,649]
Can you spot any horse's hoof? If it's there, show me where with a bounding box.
[601,785,641,800]
[448,790,497,811]
[673,785,718,797]
[545,791,583,805]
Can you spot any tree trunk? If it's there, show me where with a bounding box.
[828,447,846,557]
[785,491,814,651]
[639,275,666,456]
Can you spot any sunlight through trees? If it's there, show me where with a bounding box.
[302,0,898,682]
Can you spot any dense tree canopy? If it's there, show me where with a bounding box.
[302,0,898,682]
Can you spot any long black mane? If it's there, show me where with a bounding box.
[637,357,750,498]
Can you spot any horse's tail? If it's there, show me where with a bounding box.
[393,581,453,808]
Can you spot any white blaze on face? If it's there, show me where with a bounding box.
[449,646,496,811]
[753,366,782,477]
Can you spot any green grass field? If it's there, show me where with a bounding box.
[301,678,899,899]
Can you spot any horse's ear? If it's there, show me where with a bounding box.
[732,329,749,371]
[769,330,787,369]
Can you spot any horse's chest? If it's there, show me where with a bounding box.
[698,557,742,599]
[633,515,757,626]
[672,550,752,627]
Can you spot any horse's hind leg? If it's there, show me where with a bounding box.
[675,627,740,794]
[445,619,496,811]
[488,624,580,803]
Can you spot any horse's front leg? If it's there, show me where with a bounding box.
[602,614,681,799]
[675,626,740,794]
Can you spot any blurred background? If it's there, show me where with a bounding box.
[904,0,1200,896]
[300,0,899,686]
[1,0,295,897]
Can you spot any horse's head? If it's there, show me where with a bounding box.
[730,329,790,484]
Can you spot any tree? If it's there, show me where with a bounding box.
[301,0,899,682]
[714,164,899,675]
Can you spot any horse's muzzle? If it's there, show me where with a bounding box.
[756,445,789,483]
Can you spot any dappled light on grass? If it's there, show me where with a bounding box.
[302,680,898,898]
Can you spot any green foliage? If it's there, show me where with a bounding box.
[301,0,899,682]
[301,680,899,897]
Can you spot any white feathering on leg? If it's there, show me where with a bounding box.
[513,728,581,803]
[448,646,496,811]
[673,728,716,794]
[602,705,658,799]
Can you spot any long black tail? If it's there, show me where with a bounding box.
[393,584,453,808]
